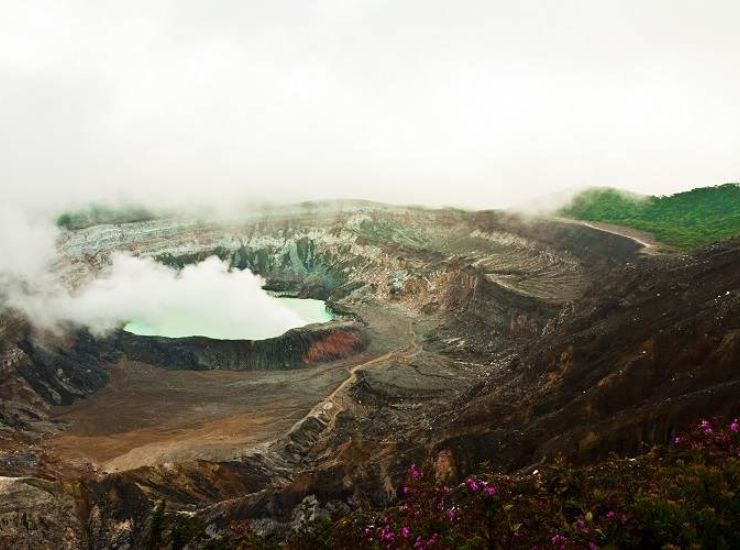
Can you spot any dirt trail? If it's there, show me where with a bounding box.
[277,316,420,446]
[554,217,664,254]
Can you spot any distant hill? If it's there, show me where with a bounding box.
[559,183,740,249]
[56,204,158,230]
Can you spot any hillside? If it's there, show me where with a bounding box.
[559,184,740,249]
[56,204,158,230]
[187,418,740,549]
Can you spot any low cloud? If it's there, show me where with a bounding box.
[1,212,306,339]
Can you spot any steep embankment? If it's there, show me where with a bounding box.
[118,321,367,371]
[434,237,740,472]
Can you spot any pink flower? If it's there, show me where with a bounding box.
[699,419,715,436]
[484,484,497,496]
[730,419,739,433]
[550,533,568,549]
[589,542,599,550]
[606,510,616,520]
[447,507,458,522]
[409,463,422,481]
[466,478,480,492]
[400,527,411,539]
[401,485,409,495]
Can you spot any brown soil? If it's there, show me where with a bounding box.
[47,360,352,472]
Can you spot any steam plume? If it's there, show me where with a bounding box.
[0,209,306,339]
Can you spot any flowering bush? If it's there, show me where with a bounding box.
[221,417,739,549]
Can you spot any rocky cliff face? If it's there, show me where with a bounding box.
[0,315,111,448]
[3,202,735,548]
[432,238,740,473]
[118,321,367,371]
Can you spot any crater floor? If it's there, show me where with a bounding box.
[47,359,351,472]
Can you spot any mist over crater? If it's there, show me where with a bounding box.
[9,252,332,339]
[124,296,333,340]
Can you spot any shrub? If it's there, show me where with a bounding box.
[224,416,739,549]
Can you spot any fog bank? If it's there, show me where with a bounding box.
[2,1,740,214]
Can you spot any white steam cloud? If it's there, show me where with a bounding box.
[0,207,59,281]
[0,210,306,339]
[12,255,306,339]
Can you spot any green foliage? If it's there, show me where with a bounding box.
[170,514,209,549]
[55,203,157,230]
[227,521,281,549]
[147,499,166,550]
[226,417,739,549]
[560,183,740,249]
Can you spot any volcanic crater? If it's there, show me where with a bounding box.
[1,201,738,547]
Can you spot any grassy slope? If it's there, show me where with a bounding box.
[559,183,740,249]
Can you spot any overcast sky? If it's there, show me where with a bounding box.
[1,0,739,213]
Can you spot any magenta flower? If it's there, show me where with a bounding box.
[466,478,480,492]
[550,533,568,549]
[589,542,599,550]
[400,526,411,539]
[730,419,739,433]
[447,507,458,522]
[484,484,497,496]
[606,510,616,520]
[379,527,394,541]
[409,463,422,481]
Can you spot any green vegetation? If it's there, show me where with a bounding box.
[166,417,740,549]
[560,183,740,249]
[56,204,157,230]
